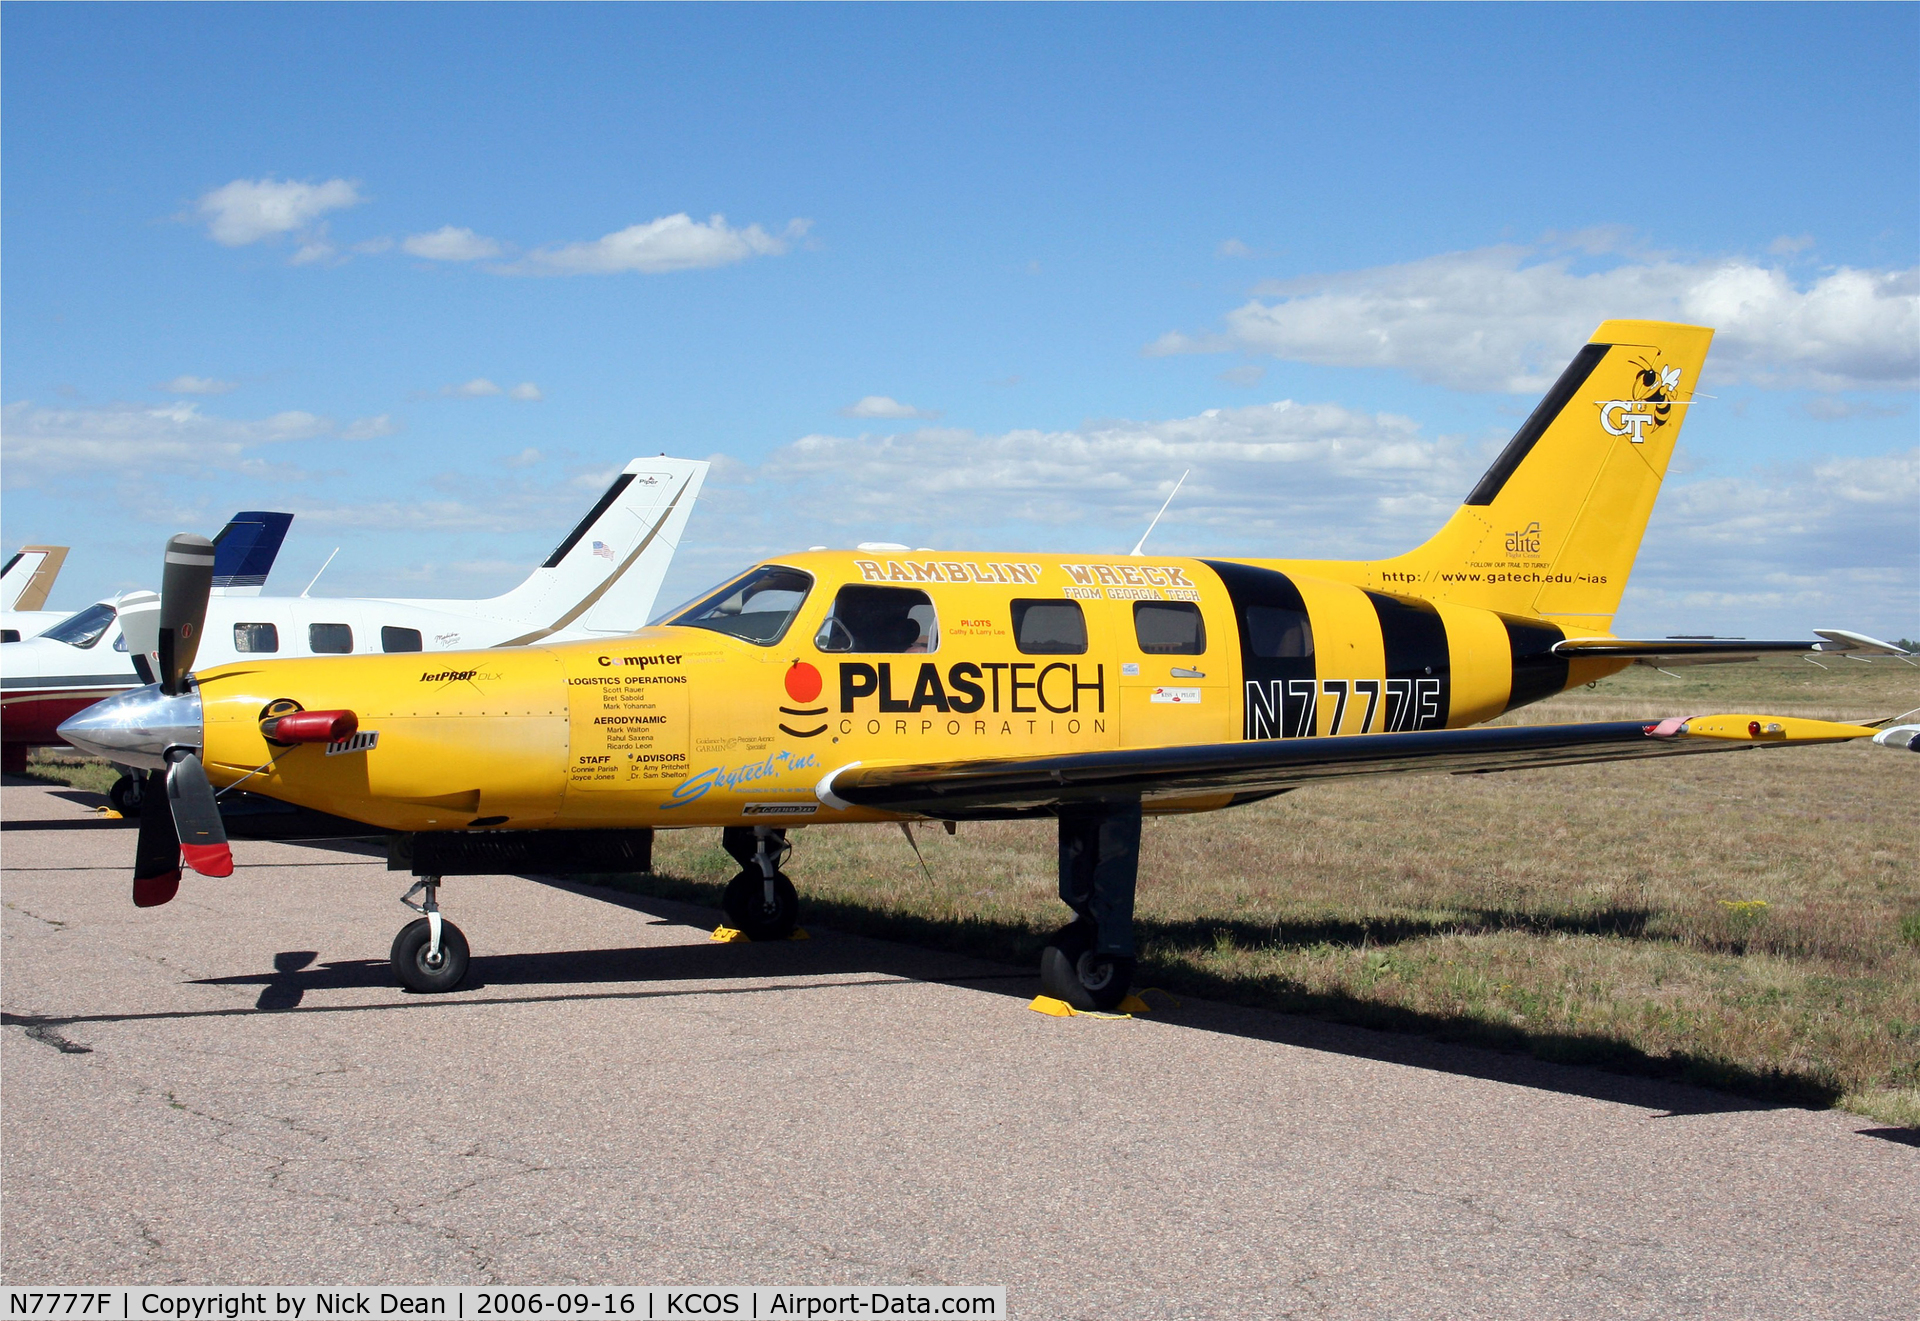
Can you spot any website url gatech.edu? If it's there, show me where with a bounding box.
[3,1288,1007,1321]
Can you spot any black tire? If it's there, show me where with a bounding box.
[721,869,799,941]
[390,917,471,993]
[109,773,145,815]
[1038,918,1133,1012]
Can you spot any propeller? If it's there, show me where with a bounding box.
[132,534,233,904]
[158,534,215,694]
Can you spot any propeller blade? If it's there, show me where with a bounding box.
[158,534,215,695]
[167,750,233,878]
[133,774,182,907]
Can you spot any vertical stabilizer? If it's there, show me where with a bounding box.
[210,512,296,597]
[1378,320,1714,631]
[1,546,70,612]
[478,457,710,644]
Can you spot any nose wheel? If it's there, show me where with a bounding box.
[392,877,470,993]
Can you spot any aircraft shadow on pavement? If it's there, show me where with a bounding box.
[0,865,1876,1127]
[532,875,1855,1121]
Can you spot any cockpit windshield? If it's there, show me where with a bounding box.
[41,603,117,649]
[664,566,813,645]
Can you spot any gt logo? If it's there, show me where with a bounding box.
[1599,399,1657,443]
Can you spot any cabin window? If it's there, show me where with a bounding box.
[814,585,938,653]
[1246,606,1313,659]
[1134,601,1205,655]
[42,603,116,649]
[381,626,423,653]
[1011,599,1086,655]
[309,623,353,654]
[233,623,279,654]
[666,565,814,645]
[0,630,18,644]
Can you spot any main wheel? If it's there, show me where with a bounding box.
[391,917,471,993]
[1038,918,1134,1012]
[721,869,799,941]
[109,773,146,815]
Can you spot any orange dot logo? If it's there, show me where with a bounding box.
[785,660,823,704]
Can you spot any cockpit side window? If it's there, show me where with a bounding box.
[814,585,938,653]
[1011,599,1087,655]
[42,603,117,649]
[666,566,814,645]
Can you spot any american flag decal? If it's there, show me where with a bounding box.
[592,540,615,561]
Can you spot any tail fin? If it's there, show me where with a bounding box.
[1380,320,1714,630]
[483,457,710,644]
[209,511,295,596]
[1,545,70,612]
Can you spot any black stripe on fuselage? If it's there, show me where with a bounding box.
[1201,560,1318,741]
[1463,342,1611,507]
[1500,614,1568,714]
[1364,592,1450,731]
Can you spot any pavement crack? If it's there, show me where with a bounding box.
[3,900,68,929]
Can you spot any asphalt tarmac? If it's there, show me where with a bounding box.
[2,780,1914,1318]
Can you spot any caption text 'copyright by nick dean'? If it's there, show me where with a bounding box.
[5,1290,1005,1321]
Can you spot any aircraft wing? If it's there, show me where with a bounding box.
[1553,629,1912,667]
[814,714,1878,818]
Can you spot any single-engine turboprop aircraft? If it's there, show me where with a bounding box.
[61,321,1913,1009]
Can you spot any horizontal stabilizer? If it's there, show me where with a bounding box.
[1554,631,1913,668]
[814,714,1878,818]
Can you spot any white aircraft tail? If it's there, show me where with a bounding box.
[479,457,709,645]
[2,546,70,612]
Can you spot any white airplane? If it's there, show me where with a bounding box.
[2,544,72,641]
[1,456,708,779]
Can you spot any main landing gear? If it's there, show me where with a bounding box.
[720,825,799,941]
[1039,801,1143,1012]
[392,876,470,993]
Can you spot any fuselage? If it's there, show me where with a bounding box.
[188,549,1629,831]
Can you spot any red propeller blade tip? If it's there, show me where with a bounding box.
[181,843,234,878]
[133,870,182,908]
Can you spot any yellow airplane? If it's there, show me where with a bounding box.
[60,320,1913,1008]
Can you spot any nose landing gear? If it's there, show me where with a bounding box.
[392,876,470,993]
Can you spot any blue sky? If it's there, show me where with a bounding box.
[4,3,1915,638]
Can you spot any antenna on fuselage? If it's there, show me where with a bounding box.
[300,548,340,598]
[1129,470,1189,557]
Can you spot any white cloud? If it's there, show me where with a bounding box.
[1150,244,1920,393]
[503,447,544,468]
[509,382,543,402]
[289,238,338,266]
[1800,396,1906,422]
[2,399,336,488]
[402,226,503,262]
[1217,365,1266,388]
[514,213,807,275]
[691,399,1455,567]
[840,395,937,420]
[196,177,364,247]
[1217,238,1253,259]
[339,414,397,441]
[444,379,503,398]
[160,375,237,396]
[1617,449,1918,638]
